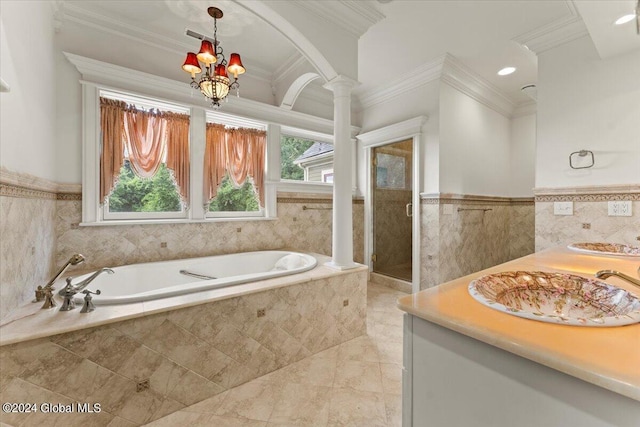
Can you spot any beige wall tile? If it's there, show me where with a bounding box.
[536,200,639,251]
[0,196,56,322]
[0,269,366,425]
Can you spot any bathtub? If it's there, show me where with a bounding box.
[67,251,317,305]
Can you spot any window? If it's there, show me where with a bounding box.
[100,91,190,220]
[281,134,333,183]
[321,169,334,183]
[205,113,267,218]
[108,161,182,213]
[281,135,315,180]
[82,82,341,225]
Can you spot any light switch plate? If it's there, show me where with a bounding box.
[608,201,632,216]
[553,201,573,216]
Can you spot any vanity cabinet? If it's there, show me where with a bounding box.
[399,247,640,427]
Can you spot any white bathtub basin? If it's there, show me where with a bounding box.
[67,251,317,305]
[568,242,640,257]
[468,271,640,327]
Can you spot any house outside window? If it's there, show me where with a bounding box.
[293,141,334,183]
[281,135,334,183]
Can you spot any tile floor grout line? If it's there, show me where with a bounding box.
[149,281,404,426]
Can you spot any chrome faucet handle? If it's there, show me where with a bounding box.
[33,286,45,303]
[80,289,101,313]
[41,286,57,309]
[59,277,77,311]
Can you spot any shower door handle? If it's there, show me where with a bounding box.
[406,203,413,217]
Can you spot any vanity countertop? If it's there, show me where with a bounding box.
[397,247,640,402]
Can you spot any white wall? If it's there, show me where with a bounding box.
[510,113,536,197]
[355,80,440,194]
[54,44,83,184]
[0,1,57,181]
[438,83,512,196]
[536,36,640,188]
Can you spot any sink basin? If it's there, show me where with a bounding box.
[468,271,640,327]
[568,242,640,257]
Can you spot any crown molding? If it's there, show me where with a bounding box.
[355,54,519,118]
[64,52,360,138]
[512,0,588,55]
[512,101,537,118]
[61,2,193,55]
[357,116,428,147]
[355,55,447,110]
[59,2,274,84]
[441,55,516,118]
[290,0,384,38]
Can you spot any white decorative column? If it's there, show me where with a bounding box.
[324,76,357,270]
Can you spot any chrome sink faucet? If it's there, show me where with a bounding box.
[59,268,114,311]
[595,267,640,288]
[36,254,85,309]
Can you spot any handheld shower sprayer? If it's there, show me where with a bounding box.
[35,254,86,308]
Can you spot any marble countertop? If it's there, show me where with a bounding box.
[397,247,640,402]
[0,252,368,347]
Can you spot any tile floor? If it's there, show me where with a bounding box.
[146,282,406,426]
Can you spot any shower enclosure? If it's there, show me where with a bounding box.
[371,139,413,282]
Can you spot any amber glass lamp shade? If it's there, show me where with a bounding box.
[196,40,217,65]
[227,53,246,78]
[182,53,202,78]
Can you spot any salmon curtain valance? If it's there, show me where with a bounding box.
[204,124,266,208]
[99,97,191,205]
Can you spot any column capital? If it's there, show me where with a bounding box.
[323,75,360,94]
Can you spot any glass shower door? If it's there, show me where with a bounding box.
[372,139,413,282]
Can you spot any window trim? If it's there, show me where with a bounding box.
[78,82,358,226]
[204,112,268,219]
[82,85,278,225]
[96,89,192,221]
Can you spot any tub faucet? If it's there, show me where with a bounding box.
[595,267,640,288]
[59,268,114,311]
[36,254,85,309]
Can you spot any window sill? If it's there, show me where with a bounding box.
[79,217,278,227]
[275,180,334,194]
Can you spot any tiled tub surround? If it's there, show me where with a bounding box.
[0,167,364,321]
[55,194,365,272]
[0,258,368,426]
[420,194,535,290]
[0,169,65,322]
[535,186,640,252]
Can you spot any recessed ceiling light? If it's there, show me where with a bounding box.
[497,67,516,76]
[614,14,636,25]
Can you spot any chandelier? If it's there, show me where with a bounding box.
[181,7,245,108]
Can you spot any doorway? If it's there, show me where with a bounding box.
[371,139,413,282]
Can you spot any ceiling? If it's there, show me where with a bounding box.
[56,0,640,112]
